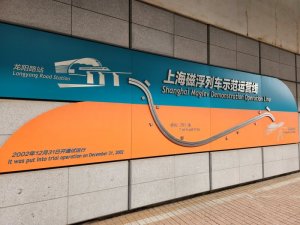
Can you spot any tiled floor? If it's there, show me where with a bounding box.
[84,172,300,225]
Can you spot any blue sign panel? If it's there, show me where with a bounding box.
[0,22,297,112]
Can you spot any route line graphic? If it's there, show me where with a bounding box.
[129,78,276,147]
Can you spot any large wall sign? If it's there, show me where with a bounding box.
[0,23,298,173]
